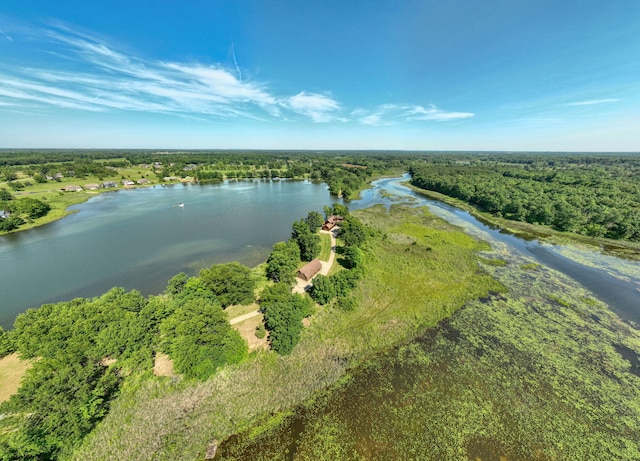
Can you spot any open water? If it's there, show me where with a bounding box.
[1,174,639,329]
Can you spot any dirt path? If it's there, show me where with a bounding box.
[229,310,261,325]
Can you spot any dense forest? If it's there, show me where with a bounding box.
[410,154,640,241]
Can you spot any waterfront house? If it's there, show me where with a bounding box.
[122,180,136,187]
[297,259,322,281]
[84,183,101,191]
[322,215,344,231]
[61,185,83,192]
[0,210,10,219]
[102,181,117,188]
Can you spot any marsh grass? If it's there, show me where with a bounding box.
[216,211,640,460]
[73,204,500,461]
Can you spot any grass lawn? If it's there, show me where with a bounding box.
[317,232,332,261]
[0,354,32,404]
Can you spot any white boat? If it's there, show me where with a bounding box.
[178,203,184,208]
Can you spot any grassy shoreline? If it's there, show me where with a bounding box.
[407,182,640,260]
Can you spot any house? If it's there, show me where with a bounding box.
[322,215,344,231]
[122,180,136,187]
[84,183,101,191]
[0,210,10,219]
[137,178,150,185]
[61,185,83,192]
[102,181,117,188]
[297,259,322,281]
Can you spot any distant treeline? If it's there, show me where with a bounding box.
[1,150,418,199]
[410,154,640,241]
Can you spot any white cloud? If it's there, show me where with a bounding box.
[0,22,477,130]
[354,104,474,125]
[0,25,284,120]
[561,98,619,107]
[286,92,341,123]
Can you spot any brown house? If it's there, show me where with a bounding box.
[297,259,322,281]
[322,215,344,231]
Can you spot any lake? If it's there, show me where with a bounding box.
[2,175,639,329]
[0,180,344,329]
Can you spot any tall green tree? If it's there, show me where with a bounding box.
[263,294,313,355]
[199,262,256,307]
[292,219,320,262]
[266,240,300,285]
[160,298,247,380]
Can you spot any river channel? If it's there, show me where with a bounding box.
[354,175,640,325]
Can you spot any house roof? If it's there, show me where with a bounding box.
[297,259,322,281]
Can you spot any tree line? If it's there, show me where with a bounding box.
[410,155,640,241]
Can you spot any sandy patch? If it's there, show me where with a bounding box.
[153,352,175,377]
[231,313,269,352]
[0,353,32,403]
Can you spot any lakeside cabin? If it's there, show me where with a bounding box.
[297,259,322,281]
[60,185,83,192]
[322,215,344,231]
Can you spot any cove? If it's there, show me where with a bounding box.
[0,180,343,329]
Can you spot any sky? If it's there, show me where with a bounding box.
[0,0,639,151]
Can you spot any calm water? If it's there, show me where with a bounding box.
[2,175,639,329]
[0,180,343,328]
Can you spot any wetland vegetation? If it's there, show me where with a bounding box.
[1,150,640,460]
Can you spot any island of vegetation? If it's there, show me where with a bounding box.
[1,150,639,460]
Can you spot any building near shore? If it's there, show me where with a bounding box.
[297,259,322,281]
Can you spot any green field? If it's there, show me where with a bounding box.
[318,232,333,261]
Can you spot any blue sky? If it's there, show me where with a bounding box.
[0,0,639,150]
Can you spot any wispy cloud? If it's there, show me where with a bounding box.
[286,92,342,123]
[0,24,291,120]
[353,104,474,126]
[0,22,476,128]
[561,98,619,107]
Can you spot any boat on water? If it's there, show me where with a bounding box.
[178,203,184,208]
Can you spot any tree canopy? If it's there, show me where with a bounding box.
[199,262,256,307]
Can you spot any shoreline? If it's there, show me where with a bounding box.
[406,182,640,260]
